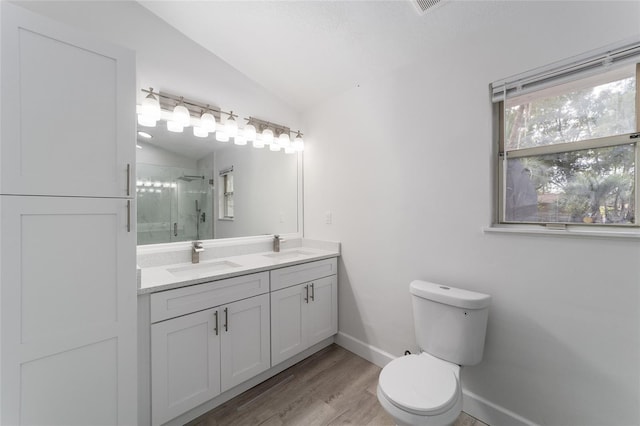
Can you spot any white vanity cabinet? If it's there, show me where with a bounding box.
[0,3,137,425]
[271,259,338,366]
[149,273,271,426]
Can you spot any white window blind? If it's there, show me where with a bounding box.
[491,38,640,103]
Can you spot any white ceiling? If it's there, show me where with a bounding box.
[138,0,449,111]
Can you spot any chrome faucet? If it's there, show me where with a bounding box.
[273,234,284,252]
[192,241,204,264]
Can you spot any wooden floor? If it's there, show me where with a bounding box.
[187,344,489,426]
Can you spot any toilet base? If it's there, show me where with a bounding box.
[376,384,461,426]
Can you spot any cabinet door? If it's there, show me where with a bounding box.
[151,308,221,426]
[307,275,338,347]
[0,3,135,197]
[0,195,136,425]
[271,283,309,366]
[220,294,271,392]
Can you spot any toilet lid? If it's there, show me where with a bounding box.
[378,355,459,415]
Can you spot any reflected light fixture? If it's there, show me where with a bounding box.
[193,126,208,138]
[234,129,247,146]
[137,114,157,127]
[253,134,265,148]
[167,120,183,133]
[137,131,153,139]
[140,87,161,124]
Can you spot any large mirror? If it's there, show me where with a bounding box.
[136,121,300,245]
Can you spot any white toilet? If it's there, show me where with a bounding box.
[377,280,491,426]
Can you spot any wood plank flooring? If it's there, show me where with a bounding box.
[187,344,489,426]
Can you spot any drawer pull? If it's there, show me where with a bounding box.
[224,307,229,332]
[214,310,219,335]
[304,285,309,304]
[310,283,315,301]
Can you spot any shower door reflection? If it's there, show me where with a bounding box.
[136,163,213,245]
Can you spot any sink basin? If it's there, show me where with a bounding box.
[263,250,314,260]
[168,260,242,278]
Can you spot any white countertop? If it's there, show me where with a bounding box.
[138,246,340,295]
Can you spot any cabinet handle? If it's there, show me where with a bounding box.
[310,283,315,302]
[126,200,131,233]
[173,222,178,237]
[214,310,219,335]
[224,307,228,332]
[126,163,131,196]
[304,285,309,304]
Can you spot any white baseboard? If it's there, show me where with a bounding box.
[334,331,395,368]
[335,331,537,426]
[462,389,538,426]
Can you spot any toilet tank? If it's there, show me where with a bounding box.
[410,280,491,366]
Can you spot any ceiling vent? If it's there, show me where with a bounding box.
[412,0,448,15]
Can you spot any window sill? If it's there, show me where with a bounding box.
[483,225,640,240]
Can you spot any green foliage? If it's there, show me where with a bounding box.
[505,75,636,224]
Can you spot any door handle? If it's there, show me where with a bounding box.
[126,163,131,196]
[304,285,309,304]
[126,200,131,233]
[224,307,228,332]
[214,310,219,335]
[310,282,315,302]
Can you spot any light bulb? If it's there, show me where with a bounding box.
[200,111,216,132]
[262,128,274,145]
[278,132,291,148]
[234,130,247,145]
[173,102,191,127]
[244,123,256,141]
[141,90,161,122]
[225,115,238,137]
[193,126,208,138]
[167,120,183,133]
[294,134,305,152]
[216,131,229,142]
[137,114,157,127]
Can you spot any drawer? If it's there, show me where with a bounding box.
[150,272,269,323]
[270,258,337,291]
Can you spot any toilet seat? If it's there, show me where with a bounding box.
[378,354,459,416]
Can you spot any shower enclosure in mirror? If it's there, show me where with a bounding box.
[136,163,213,245]
[136,119,299,245]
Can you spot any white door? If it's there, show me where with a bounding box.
[0,3,135,198]
[307,276,338,347]
[0,195,136,425]
[151,308,221,426]
[270,283,308,366]
[220,294,270,392]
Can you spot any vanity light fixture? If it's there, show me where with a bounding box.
[137,89,306,152]
[140,88,161,123]
[293,131,305,152]
[173,97,191,127]
[224,111,239,138]
[244,121,257,141]
[200,107,216,133]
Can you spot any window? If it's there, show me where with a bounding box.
[492,40,640,227]
[218,167,234,220]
